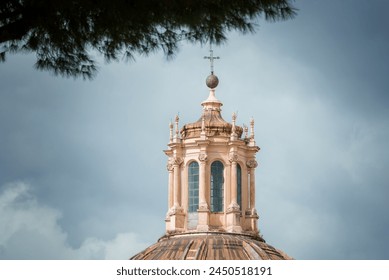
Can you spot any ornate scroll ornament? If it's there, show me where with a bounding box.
[167,156,183,169]
[173,156,183,166]
[166,157,174,171]
[246,159,258,168]
[166,163,174,171]
[229,152,238,163]
[198,152,208,162]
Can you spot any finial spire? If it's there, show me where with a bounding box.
[204,44,220,89]
[204,44,220,74]
[232,113,237,133]
[230,112,238,141]
[169,121,173,143]
[249,117,256,146]
[200,111,206,139]
[243,124,248,139]
[174,115,180,142]
[250,117,255,139]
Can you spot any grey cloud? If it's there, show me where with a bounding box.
[0,182,149,259]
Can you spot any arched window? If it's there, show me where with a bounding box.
[211,161,224,212]
[237,164,242,209]
[188,161,199,212]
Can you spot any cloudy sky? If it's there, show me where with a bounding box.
[1,1,388,260]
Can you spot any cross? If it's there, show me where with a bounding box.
[204,46,220,74]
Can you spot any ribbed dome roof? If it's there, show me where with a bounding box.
[181,110,243,139]
[131,232,292,260]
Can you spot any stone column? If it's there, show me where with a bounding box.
[165,160,174,231]
[230,160,238,207]
[173,162,180,207]
[247,159,258,210]
[226,152,242,233]
[246,159,259,233]
[169,157,184,232]
[197,152,209,231]
[167,164,174,209]
[198,153,208,209]
[249,167,255,210]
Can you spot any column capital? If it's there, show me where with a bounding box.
[198,152,208,162]
[167,157,174,171]
[167,156,183,169]
[172,156,183,166]
[166,163,174,171]
[229,152,238,163]
[246,159,258,168]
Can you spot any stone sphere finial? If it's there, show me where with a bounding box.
[206,74,219,89]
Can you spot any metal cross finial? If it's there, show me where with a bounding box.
[204,45,220,74]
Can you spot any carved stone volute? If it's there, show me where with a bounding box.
[198,152,208,162]
[229,152,238,163]
[246,159,258,169]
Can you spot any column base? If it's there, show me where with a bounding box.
[196,224,210,231]
[226,205,242,233]
[226,202,240,212]
[197,207,210,231]
[244,208,259,233]
[226,225,242,233]
[168,206,185,232]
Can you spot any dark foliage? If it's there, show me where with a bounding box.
[0,0,296,79]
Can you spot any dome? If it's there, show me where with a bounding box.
[131,232,292,260]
